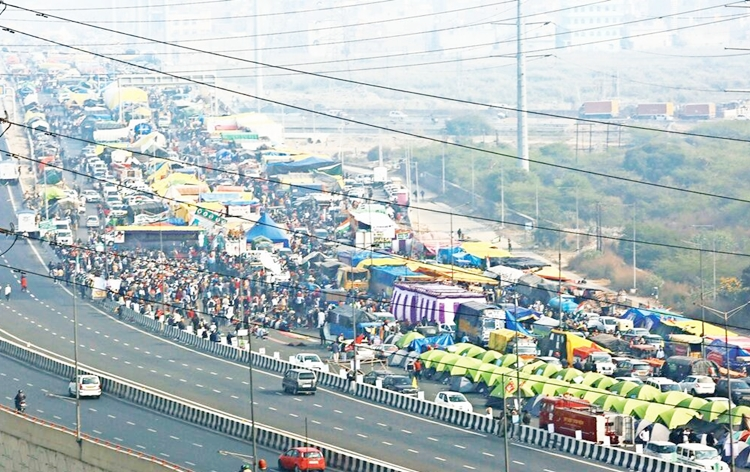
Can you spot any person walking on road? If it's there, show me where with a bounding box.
[20,275,27,292]
[4,283,11,301]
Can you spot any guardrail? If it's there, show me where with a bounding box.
[516,426,704,472]
[99,299,502,435]
[0,333,415,472]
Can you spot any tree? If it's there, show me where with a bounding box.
[444,114,492,137]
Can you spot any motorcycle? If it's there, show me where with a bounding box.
[16,401,26,413]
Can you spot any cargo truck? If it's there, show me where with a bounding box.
[635,103,675,120]
[454,301,506,346]
[390,282,487,326]
[539,396,625,445]
[579,100,619,119]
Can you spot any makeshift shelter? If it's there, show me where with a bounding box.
[408,333,454,353]
[449,376,474,393]
[245,213,290,247]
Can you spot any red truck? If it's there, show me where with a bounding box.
[539,396,620,444]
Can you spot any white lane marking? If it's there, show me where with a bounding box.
[127,422,135,426]
[357,433,367,438]
[334,427,343,431]
[435,457,446,462]
[428,437,438,442]
[88,408,97,413]
[454,444,466,449]
[192,443,203,448]
[512,443,623,471]
[401,429,412,434]
[513,461,525,465]
[377,423,387,427]
[195,384,204,388]
[543,469,556,472]
[107,415,116,419]
[463,466,476,470]
[382,441,392,446]
[225,377,233,380]
[483,452,494,457]
[230,395,239,399]
[92,429,102,434]
[334,410,342,414]
[290,413,298,418]
[114,437,123,442]
[314,404,322,408]
[159,453,170,458]
[311,420,321,425]
[169,435,179,440]
[148,428,157,433]
[269,407,277,411]
[408,449,418,454]
[355,416,364,420]
[186,461,195,466]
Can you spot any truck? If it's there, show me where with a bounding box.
[454,301,506,347]
[539,396,625,445]
[579,100,619,119]
[573,346,616,375]
[681,103,716,120]
[15,209,39,237]
[390,282,487,326]
[635,103,675,120]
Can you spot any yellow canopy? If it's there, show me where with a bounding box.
[151,173,203,193]
[412,263,498,285]
[534,265,579,282]
[147,162,172,182]
[460,241,510,259]
[667,319,736,337]
[563,331,610,365]
[356,258,408,269]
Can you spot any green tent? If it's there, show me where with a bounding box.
[632,402,671,421]
[533,363,562,378]
[490,376,535,399]
[592,376,617,390]
[594,395,628,413]
[480,365,514,387]
[462,345,488,359]
[553,368,584,384]
[480,350,504,364]
[582,390,609,404]
[533,377,571,397]
[395,331,424,349]
[676,397,708,411]
[580,372,606,387]
[658,408,699,429]
[434,352,462,373]
[627,385,661,402]
[608,380,640,397]
[621,399,654,417]
[656,391,693,407]
[469,362,500,383]
[497,354,522,368]
[717,406,750,425]
[698,400,731,422]
[451,342,478,355]
[449,356,485,378]
[419,349,449,370]
[522,360,546,374]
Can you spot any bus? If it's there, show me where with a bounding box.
[107,225,205,251]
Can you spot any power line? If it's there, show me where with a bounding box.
[5,121,748,261]
[4,1,749,150]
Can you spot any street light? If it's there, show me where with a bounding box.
[697,300,750,472]
[692,225,717,302]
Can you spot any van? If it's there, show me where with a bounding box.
[55,229,73,245]
[282,368,317,395]
[598,316,618,334]
[675,443,729,471]
[644,441,676,462]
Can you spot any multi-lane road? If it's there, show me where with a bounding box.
[0,355,282,472]
[0,175,626,472]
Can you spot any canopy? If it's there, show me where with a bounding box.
[432,352,461,372]
[594,395,627,413]
[579,372,607,386]
[481,350,504,364]
[676,397,709,411]
[717,406,750,425]
[658,408,700,429]
[553,368,584,384]
[479,365,514,387]
[632,402,671,421]
[460,241,511,259]
[656,391,693,406]
[698,400,731,422]
[449,356,486,379]
[609,380,640,396]
[532,363,562,378]
[419,349,450,369]
[627,384,661,401]
[409,333,454,352]
[592,376,617,390]
[245,213,290,247]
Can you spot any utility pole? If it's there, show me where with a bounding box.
[516,0,529,171]
[254,2,263,111]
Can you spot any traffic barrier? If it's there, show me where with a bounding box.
[0,336,412,472]
[515,426,704,472]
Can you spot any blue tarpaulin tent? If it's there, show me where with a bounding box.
[245,213,290,247]
[265,156,335,175]
[336,248,394,268]
[705,339,750,369]
[409,333,455,353]
[437,247,483,267]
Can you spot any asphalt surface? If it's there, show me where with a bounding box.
[0,93,630,471]
[0,354,283,472]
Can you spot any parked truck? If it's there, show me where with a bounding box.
[635,103,675,120]
[681,103,716,120]
[390,282,487,326]
[15,209,39,237]
[579,100,619,119]
[454,301,506,346]
[539,396,627,445]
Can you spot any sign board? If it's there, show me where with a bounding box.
[195,207,226,225]
[133,122,153,136]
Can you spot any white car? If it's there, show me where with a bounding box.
[82,190,102,203]
[291,353,329,373]
[68,374,102,398]
[85,215,100,228]
[615,376,644,385]
[645,377,681,392]
[644,441,677,461]
[388,110,407,120]
[435,391,473,413]
[679,375,715,396]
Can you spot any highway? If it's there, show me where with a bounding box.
[0,194,627,472]
[0,353,283,472]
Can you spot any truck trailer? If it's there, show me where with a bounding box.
[390,282,487,325]
[454,301,506,346]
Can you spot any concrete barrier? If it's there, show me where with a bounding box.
[515,426,704,472]
[0,335,414,472]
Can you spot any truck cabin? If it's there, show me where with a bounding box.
[541,396,592,413]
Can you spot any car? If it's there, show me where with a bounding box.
[291,353,329,373]
[68,374,102,398]
[644,441,677,462]
[108,203,128,218]
[642,334,665,348]
[388,110,407,120]
[381,375,419,395]
[645,377,681,392]
[82,190,102,203]
[535,356,563,367]
[435,391,473,413]
[679,375,715,396]
[362,369,393,386]
[282,368,317,395]
[614,358,652,379]
[369,343,399,360]
[621,328,651,341]
[85,215,100,228]
[54,229,74,245]
[598,316,618,334]
[277,446,326,471]
[715,379,750,405]
[675,443,729,472]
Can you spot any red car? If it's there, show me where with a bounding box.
[277,447,326,471]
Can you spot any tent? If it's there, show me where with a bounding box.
[449,376,474,393]
[409,333,454,352]
[245,213,290,247]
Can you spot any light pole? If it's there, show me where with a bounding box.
[73,264,81,443]
[693,225,716,301]
[697,300,750,472]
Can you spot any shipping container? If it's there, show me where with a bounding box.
[579,100,619,118]
[635,103,674,119]
[681,103,716,119]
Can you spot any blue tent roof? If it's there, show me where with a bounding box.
[409,333,455,353]
[245,213,290,247]
[337,248,393,267]
[437,247,483,268]
[265,156,335,175]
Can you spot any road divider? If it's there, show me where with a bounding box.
[0,333,416,472]
[515,425,703,472]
